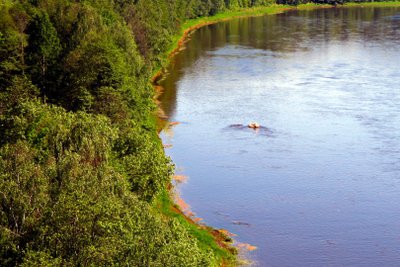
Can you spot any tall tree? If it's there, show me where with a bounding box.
[26,11,61,94]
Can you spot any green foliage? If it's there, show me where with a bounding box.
[116,126,173,201]
[20,251,62,267]
[0,100,213,266]
[26,10,61,91]
[0,3,29,90]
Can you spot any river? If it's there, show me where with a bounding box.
[158,6,400,267]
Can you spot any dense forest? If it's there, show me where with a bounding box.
[0,0,387,266]
[0,0,279,266]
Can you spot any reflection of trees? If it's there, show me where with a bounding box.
[157,7,400,120]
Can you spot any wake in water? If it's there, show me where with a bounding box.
[226,124,275,137]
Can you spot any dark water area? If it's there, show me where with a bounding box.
[158,7,400,267]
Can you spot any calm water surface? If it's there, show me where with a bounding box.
[158,7,400,267]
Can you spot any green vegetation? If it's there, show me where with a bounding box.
[153,191,236,264]
[343,1,400,6]
[1,0,399,266]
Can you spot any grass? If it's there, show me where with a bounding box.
[153,189,237,266]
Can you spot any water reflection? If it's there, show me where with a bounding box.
[158,7,400,121]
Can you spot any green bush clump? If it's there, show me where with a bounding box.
[0,100,213,266]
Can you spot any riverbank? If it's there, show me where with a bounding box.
[153,1,400,84]
[153,190,238,266]
[152,3,331,83]
[153,2,400,266]
[153,4,318,266]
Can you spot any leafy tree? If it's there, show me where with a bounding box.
[26,10,61,93]
[0,100,213,266]
[0,4,29,90]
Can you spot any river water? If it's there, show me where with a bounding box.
[158,7,400,267]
